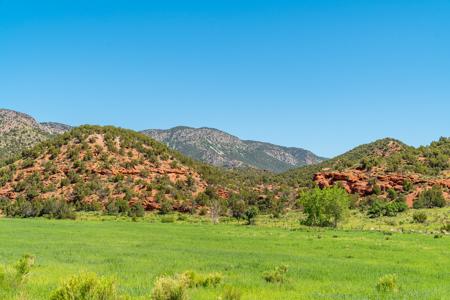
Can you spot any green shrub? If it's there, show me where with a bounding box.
[360,157,380,171]
[367,200,385,218]
[376,274,399,293]
[78,201,103,212]
[105,199,131,216]
[299,187,350,227]
[4,197,76,219]
[387,188,397,200]
[21,158,34,168]
[372,184,382,195]
[403,180,413,192]
[50,272,117,300]
[128,202,145,218]
[200,272,223,288]
[386,200,408,216]
[244,207,258,225]
[413,212,428,224]
[105,201,120,216]
[5,198,35,218]
[262,265,288,284]
[161,215,176,223]
[177,214,188,221]
[0,255,35,291]
[46,198,76,219]
[367,197,408,218]
[151,275,188,300]
[159,198,174,215]
[220,286,242,300]
[116,200,130,215]
[180,271,223,288]
[441,223,450,232]
[228,195,246,220]
[14,254,35,279]
[414,186,446,209]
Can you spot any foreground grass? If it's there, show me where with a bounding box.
[0,217,449,299]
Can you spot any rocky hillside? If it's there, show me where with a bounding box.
[40,122,72,135]
[0,109,51,161]
[283,137,450,206]
[0,109,71,161]
[0,126,211,212]
[142,126,325,173]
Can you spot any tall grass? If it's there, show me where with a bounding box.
[0,217,448,299]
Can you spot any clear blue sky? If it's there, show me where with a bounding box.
[1,0,449,157]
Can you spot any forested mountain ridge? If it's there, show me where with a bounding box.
[143,126,326,173]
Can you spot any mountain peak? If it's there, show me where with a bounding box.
[0,109,71,161]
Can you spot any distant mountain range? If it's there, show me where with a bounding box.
[142,127,326,173]
[0,109,325,172]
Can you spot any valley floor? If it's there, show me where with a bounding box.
[0,215,449,299]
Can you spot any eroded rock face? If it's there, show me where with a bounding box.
[314,170,450,207]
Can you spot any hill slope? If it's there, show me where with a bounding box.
[0,109,71,161]
[280,139,404,184]
[0,109,51,161]
[0,126,212,211]
[282,137,450,206]
[142,126,325,173]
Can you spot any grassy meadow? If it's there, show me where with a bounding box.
[0,213,449,299]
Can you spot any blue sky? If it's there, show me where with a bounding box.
[1,0,449,157]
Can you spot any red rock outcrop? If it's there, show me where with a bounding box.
[314,170,450,207]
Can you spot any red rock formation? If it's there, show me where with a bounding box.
[314,170,450,208]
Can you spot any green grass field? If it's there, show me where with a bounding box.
[0,215,449,299]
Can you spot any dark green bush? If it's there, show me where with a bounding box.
[5,198,75,220]
[128,202,145,218]
[403,180,413,192]
[77,201,103,212]
[413,186,446,209]
[372,184,382,195]
[115,199,130,214]
[367,197,408,218]
[105,201,120,215]
[228,194,246,220]
[21,158,34,169]
[412,211,427,224]
[158,197,173,215]
[441,223,450,232]
[244,206,258,225]
[106,199,129,216]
